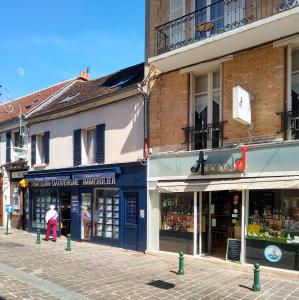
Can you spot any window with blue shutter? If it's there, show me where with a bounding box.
[43,131,50,164]
[73,129,81,166]
[96,124,105,164]
[31,135,36,166]
[6,131,11,163]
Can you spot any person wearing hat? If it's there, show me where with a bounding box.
[44,205,58,242]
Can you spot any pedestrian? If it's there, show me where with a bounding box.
[44,205,58,242]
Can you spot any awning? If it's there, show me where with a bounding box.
[72,172,115,180]
[157,176,299,193]
[26,175,70,182]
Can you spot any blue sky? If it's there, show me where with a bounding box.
[0,0,145,101]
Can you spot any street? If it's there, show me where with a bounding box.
[0,229,298,300]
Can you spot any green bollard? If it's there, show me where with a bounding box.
[66,234,71,251]
[178,250,185,275]
[36,229,41,245]
[252,262,261,292]
[5,213,9,235]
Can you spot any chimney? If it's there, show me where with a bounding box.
[79,67,90,81]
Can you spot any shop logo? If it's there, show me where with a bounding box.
[264,245,282,263]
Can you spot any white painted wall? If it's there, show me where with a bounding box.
[28,95,144,170]
[149,190,160,250]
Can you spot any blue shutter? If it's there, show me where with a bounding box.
[6,131,11,163]
[73,129,81,166]
[31,135,36,166]
[96,124,105,164]
[43,131,50,164]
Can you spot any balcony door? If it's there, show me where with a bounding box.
[291,48,299,139]
[224,0,245,28]
[170,0,185,47]
[194,71,221,149]
[195,0,224,40]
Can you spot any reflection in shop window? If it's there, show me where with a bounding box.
[160,193,194,255]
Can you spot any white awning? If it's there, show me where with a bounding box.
[157,176,299,193]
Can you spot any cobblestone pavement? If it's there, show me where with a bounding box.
[0,228,298,300]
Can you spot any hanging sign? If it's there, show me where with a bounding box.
[233,86,252,125]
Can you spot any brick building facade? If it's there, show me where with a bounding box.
[146,0,299,272]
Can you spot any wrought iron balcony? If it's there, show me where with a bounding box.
[183,122,225,150]
[155,0,299,56]
[277,111,299,140]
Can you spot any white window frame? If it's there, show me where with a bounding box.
[191,67,222,149]
[82,127,96,165]
[287,45,299,140]
[169,0,186,45]
[36,133,45,165]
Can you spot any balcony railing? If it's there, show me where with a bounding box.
[277,111,299,140]
[183,122,225,150]
[155,0,299,55]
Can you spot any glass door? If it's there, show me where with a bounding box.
[201,192,211,254]
[195,71,221,149]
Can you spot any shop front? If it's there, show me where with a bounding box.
[148,143,299,272]
[26,162,147,252]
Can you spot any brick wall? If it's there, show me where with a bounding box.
[149,43,286,151]
[223,43,285,144]
[149,70,189,152]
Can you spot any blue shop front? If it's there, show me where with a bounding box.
[25,162,147,252]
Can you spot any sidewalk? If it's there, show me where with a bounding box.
[0,228,298,299]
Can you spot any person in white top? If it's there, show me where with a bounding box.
[44,205,58,242]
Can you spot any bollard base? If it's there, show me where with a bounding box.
[252,285,261,292]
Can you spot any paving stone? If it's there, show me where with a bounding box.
[0,228,298,299]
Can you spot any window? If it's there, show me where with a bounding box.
[194,70,221,149]
[13,131,21,148]
[36,134,45,164]
[83,128,96,164]
[93,189,119,239]
[289,48,299,139]
[160,193,194,255]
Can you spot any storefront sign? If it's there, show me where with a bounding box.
[191,149,248,175]
[32,179,79,187]
[264,245,282,263]
[73,172,116,186]
[28,172,116,187]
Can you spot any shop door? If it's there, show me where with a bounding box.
[0,176,2,226]
[60,192,71,237]
[123,193,138,250]
[201,191,242,258]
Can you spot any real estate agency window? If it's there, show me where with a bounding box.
[93,189,119,239]
[194,70,221,149]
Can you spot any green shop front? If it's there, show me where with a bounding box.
[148,142,299,272]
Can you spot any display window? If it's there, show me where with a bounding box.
[247,190,299,243]
[160,193,194,255]
[246,189,299,271]
[31,189,59,229]
[93,189,119,240]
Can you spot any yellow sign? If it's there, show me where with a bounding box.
[19,179,28,188]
